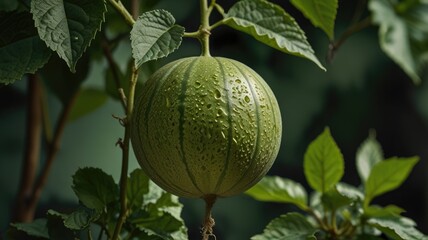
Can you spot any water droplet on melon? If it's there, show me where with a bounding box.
[214,89,221,99]
[244,96,250,103]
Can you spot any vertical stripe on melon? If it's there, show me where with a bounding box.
[131,56,282,198]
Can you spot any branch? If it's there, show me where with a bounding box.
[131,0,140,20]
[327,16,372,62]
[101,36,127,110]
[112,63,139,240]
[111,2,138,238]
[13,74,43,222]
[107,0,136,26]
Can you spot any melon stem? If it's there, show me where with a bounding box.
[199,0,211,57]
[202,194,217,240]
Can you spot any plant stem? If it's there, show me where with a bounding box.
[101,36,127,110]
[112,64,139,240]
[202,195,217,240]
[200,0,211,56]
[13,74,42,222]
[107,0,136,26]
[307,208,328,230]
[130,0,139,20]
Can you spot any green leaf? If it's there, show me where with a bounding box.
[355,235,385,240]
[72,167,118,210]
[132,211,183,239]
[368,215,427,240]
[31,0,106,72]
[369,0,428,84]
[10,219,49,239]
[356,132,384,183]
[68,88,108,122]
[63,208,98,230]
[0,12,51,85]
[225,0,325,70]
[0,11,37,46]
[336,182,364,201]
[251,213,317,240]
[365,205,406,218]
[364,157,419,207]
[245,175,308,210]
[146,192,186,226]
[127,169,150,210]
[129,192,187,240]
[46,210,75,240]
[290,0,338,40]
[130,9,184,68]
[321,187,353,211]
[304,127,344,193]
[0,0,18,11]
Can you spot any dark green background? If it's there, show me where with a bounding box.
[1,1,427,239]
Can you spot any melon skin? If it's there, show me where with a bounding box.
[131,56,282,198]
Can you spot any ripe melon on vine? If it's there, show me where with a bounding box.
[131,56,282,198]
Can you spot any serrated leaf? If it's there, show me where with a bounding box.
[364,157,419,207]
[369,0,428,84]
[368,215,427,240]
[127,169,150,210]
[147,192,185,225]
[129,193,187,240]
[72,167,118,210]
[245,175,308,210]
[355,235,385,240]
[0,11,51,85]
[68,88,108,122]
[131,9,184,68]
[225,0,325,70]
[336,182,364,201]
[10,219,49,238]
[365,205,406,218]
[304,127,344,193]
[31,0,106,72]
[322,187,353,211]
[251,213,317,240]
[0,11,37,46]
[356,133,384,183]
[290,0,338,40]
[46,210,75,240]
[133,211,183,239]
[63,208,99,230]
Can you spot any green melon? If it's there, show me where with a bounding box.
[131,56,282,198]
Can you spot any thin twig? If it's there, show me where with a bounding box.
[112,64,139,240]
[107,0,136,26]
[131,0,140,20]
[307,208,328,230]
[13,74,43,222]
[101,36,127,110]
[327,16,372,62]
